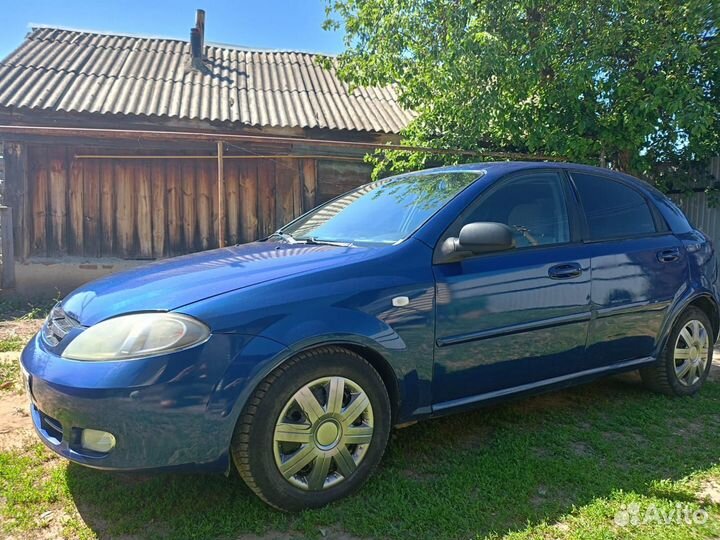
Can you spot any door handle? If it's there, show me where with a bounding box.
[548,262,583,280]
[657,248,681,263]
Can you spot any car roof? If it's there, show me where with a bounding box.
[424,160,613,176]
[418,160,651,191]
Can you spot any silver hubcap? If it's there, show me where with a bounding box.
[674,319,710,386]
[273,376,374,491]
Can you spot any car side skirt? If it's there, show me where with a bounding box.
[431,355,655,414]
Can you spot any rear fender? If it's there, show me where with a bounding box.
[654,291,720,358]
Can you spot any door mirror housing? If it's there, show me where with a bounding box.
[441,222,515,259]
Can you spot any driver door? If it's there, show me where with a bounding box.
[432,171,592,410]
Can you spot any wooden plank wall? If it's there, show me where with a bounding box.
[9,144,370,260]
[316,159,373,204]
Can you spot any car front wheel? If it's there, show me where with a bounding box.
[231,346,391,511]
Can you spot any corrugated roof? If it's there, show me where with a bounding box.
[0,27,415,133]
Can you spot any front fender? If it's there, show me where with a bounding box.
[196,309,431,451]
[201,325,424,473]
[259,307,406,351]
[205,309,426,427]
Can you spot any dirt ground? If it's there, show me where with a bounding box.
[0,316,42,452]
[0,320,44,343]
[0,389,32,452]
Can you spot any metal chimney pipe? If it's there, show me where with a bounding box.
[196,9,206,55]
[190,27,201,61]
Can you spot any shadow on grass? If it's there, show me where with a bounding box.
[65,374,720,539]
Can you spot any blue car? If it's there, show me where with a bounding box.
[21,161,719,510]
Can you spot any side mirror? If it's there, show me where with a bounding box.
[441,222,515,258]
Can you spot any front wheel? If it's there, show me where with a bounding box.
[231,346,391,511]
[641,307,713,396]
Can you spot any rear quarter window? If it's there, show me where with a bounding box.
[643,184,694,234]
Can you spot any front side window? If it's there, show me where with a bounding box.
[571,173,657,241]
[281,171,482,246]
[462,172,570,248]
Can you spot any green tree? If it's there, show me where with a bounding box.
[326,0,719,189]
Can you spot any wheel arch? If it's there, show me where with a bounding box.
[687,295,720,342]
[268,341,402,425]
[657,292,720,357]
[225,337,404,436]
[332,342,401,425]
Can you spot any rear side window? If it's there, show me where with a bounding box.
[571,173,657,241]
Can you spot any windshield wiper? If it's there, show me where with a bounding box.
[270,232,353,247]
[299,237,354,247]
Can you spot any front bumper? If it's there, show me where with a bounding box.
[20,331,283,471]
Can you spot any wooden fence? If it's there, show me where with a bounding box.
[3,143,371,261]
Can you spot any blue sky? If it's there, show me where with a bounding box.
[0,0,346,58]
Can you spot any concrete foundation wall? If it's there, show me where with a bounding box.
[4,258,143,299]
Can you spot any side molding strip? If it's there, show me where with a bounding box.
[436,311,591,348]
[432,356,655,413]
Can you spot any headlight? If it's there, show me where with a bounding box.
[61,313,210,361]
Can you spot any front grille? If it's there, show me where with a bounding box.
[41,303,80,346]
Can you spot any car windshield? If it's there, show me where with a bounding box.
[279,170,483,246]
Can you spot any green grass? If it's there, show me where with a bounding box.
[2,373,720,539]
[0,444,69,531]
[0,337,25,352]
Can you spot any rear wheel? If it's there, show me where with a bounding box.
[231,346,391,511]
[641,307,713,396]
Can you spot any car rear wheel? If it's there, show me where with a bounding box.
[640,307,713,396]
[231,346,391,511]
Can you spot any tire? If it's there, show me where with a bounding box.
[231,346,391,511]
[640,306,713,396]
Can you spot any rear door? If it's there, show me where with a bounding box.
[431,170,592,409]
[569,171,689,367]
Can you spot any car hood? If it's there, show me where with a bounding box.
[62,241,375,326]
